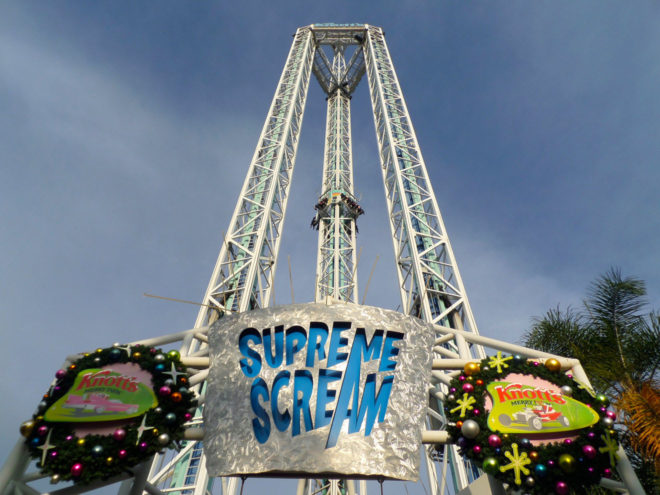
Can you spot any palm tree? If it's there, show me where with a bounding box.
[522,268,660,493]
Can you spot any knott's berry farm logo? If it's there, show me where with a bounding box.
[238,322,403,448]
[486,374,599,435]
[44,364,157,423]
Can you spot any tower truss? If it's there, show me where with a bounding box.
[1,23,645,495]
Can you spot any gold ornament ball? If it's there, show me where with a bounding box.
[558,454,577,473]
[464,362,480,376]
[35,416,44,422]
[77,438,86,446]
[529,451,539,461]
[152,428,159,436]
[20,420,35,437]
[132,352,142,360]
[544,358,561,372]
[96,348,104,353]
[106,457,114,465]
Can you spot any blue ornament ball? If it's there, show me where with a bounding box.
[109,348,122,361]
[519,438,531,449]
[513,354,523,362]
[165,413,177,424]
[155,363,166,372]
[535,464,548,477]
[30,437,42,447]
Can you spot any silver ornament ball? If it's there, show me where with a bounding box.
[602,417,614,427]
[525,476,535,487]
[461,419,481,439]
[560,385,573,396]
[154,354,166,363]
[157,433,170,445]
[50,474,61,484]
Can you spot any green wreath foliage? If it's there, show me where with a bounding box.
[21,344,197,485]
[444,354,620,494]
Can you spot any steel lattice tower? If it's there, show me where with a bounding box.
[1,23,645,495]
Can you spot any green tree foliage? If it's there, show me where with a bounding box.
[521,268,660,493]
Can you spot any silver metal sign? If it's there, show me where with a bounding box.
[203,302,433,480]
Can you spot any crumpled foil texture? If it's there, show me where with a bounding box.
[204,302,434,480]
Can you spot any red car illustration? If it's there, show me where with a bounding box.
[65,393,139,414]
[499,403,570,431]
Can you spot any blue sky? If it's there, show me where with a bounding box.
[2,2,659,493]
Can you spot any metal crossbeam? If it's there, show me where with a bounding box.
[314,48,359,303]
[363,25,486,492]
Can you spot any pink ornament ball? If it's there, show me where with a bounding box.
[159,386,172,397]
[462,383,474,393]
[563,438,573,446]
[555,481,569,494]
[600,407,607,413]
[113,428,126,441]
[450,387,457,393]
[55,369,66,380]
[582,445,597,459]
[533,361,540,366]
[473,409,480,415]
[139,442,148,452]
[37,426,48,436]
[184,413,193,421]
[65,435,74,441]
[548,460,556,467]
[603,468,612,478]
[458,375,466,382]
[488,435,502,448]
[473,445,482,454]
[566,374,573,379]
[588,467,595,474]
[70,463,83,477]
[118,449,128,459]
[49,451,58,459]
[606,410,616,420]
[587,432,596,440]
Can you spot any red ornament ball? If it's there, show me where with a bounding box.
[70,463,83,477]
[488,434,501,448]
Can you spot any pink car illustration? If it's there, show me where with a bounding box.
[65,393,139,414]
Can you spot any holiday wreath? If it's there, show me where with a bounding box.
[21,344,197,485]
[444,352,620,494]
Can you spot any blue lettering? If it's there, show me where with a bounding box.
[315,369,341,428]
[271,370,291,432]
[250,378,270,443]
[238,328,262,377]
[327,321,351,367]
[292,370,314,436]
[263,326,284,368]
[306,322,329,367]
[326,338,362,448]
[350,374,394,435]
[379,331,403,372]
[353,328,384,362]
[285,326,307,365]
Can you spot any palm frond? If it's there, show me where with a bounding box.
[617,381,660,474]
